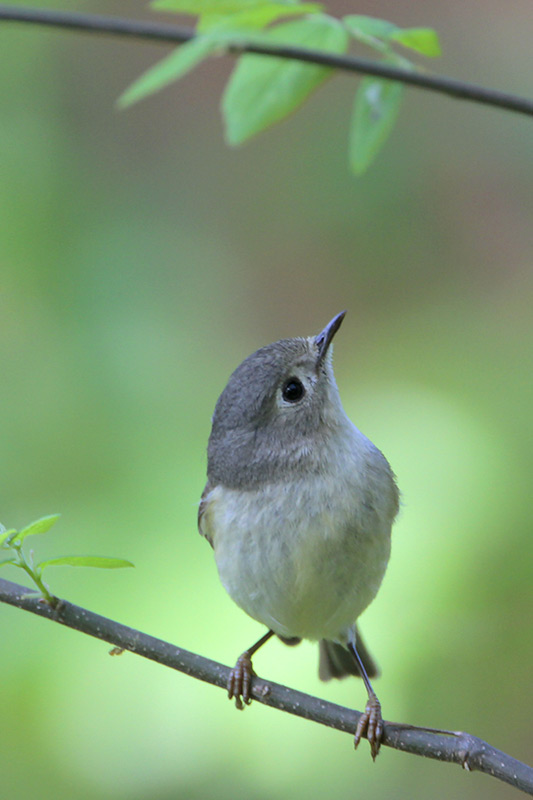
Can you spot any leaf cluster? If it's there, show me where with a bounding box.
[118,1,441,173]
[0,516,133,604]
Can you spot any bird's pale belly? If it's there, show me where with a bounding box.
[208,480,392,642]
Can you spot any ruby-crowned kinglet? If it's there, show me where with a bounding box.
[199,312,399,758]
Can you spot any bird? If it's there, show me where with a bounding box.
[198,311,399,758]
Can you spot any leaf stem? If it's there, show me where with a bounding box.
[10,544,56,605]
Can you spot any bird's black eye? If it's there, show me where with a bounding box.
[282,377,305,403]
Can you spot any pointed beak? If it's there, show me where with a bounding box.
[315,311,346,365]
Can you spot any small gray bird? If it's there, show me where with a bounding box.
[198,312,399,758]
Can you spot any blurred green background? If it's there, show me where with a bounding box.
[1,1,532,798]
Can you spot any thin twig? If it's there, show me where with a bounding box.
[0,576,532,795]
[0,5,533,117]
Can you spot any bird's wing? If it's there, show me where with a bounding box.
[198,482,214,548]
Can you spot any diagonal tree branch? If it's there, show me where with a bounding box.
[1,5,533,118]
[1,575,532,795]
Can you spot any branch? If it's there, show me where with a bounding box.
[1,577,532,795]
[1,6,533,118]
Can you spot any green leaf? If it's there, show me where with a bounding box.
[344,16,441,59]
[198,4,322,33]
[222,15,349,145]
[16,514,61,544]
[349,78,403,175]
[37,556,135,570]
[117,36,223,109]
[0,529,17,547]
[389,27,441,57]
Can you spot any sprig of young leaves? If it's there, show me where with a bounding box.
[0,516,133,605]
[118,1,441,174]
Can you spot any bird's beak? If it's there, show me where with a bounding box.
[315,311,346,365]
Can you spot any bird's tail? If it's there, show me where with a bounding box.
[318,627,379,681]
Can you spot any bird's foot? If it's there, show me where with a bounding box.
[354,693,384,760]
[227,651,256,710]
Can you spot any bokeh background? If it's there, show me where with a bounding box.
[1,1,532,798]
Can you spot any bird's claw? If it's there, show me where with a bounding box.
[227,652,255,710]
[354,694,384,760]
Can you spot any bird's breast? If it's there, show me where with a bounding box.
[205,465,394,641]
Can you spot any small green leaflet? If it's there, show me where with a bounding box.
[118,35,227,108]
[344,15,441,58]
[343,14,439,173]
[350,78,403,175]
[197,4,322,33]
[389,28,441,58]
[222,15,348,145]
[15,514,61,544]
[37,556,135,571]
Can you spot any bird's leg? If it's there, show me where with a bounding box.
[349,641,384,760]
[227,629,275,710]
